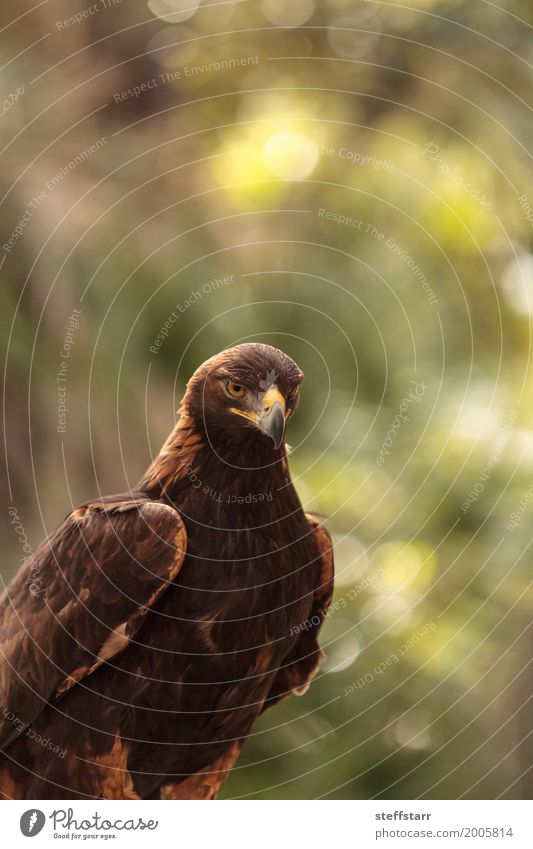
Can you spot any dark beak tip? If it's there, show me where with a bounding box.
[263,402,285,449]
[271,431,284,450]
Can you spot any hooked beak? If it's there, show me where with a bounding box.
[230,385,286,449]
[257,386,286,448]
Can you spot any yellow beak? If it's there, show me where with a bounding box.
[230,386,287,448]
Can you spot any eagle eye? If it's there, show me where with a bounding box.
[286,386,300,414]
[225,381,247,399]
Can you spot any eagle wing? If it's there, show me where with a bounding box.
[0,496,186,749]
[263,512,334,709]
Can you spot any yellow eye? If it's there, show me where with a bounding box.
[226,381,247,399]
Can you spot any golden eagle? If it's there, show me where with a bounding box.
[0,344,334,799]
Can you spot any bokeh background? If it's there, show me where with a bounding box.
[2,0,533,799]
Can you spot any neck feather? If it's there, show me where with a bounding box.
[138,407,294,510]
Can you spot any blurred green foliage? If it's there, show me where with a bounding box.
[1,0,532,799]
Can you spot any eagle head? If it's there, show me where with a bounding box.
[182,343,303,450]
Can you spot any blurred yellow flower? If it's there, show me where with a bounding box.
[263,130,319,181]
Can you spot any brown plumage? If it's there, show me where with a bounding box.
[0,343,334,799]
